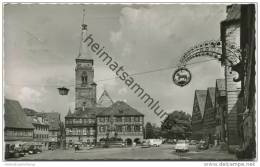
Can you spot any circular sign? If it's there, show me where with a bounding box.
[172,67,192,87]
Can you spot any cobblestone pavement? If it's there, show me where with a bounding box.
[7,144,236,161]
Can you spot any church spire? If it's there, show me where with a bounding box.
[78,9,91,59]
[81,9,87,30]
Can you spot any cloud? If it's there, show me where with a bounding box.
[118,87,128,95]
[17,87,43,108]
[110,5,226,71]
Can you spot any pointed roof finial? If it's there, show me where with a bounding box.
[97,89,114,107]
[81,9,87,30]
[67,108,72,116]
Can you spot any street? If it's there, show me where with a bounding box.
[9,144,236,160]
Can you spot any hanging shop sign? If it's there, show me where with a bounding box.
[172,40,241,87]
[172,67,192,87]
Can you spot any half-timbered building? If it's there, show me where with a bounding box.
[202,87,216,144]
[191,90,207,140]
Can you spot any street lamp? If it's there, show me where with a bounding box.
[57,87,70,96]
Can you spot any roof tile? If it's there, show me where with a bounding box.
[4,99,34,129]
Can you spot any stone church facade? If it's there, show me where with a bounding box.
[65,18,144,147]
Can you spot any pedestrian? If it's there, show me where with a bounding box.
[74,145,78,152]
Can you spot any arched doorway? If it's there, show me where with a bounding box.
[100,138,106,142]
[134,138,141,144]
[125,138,132,146]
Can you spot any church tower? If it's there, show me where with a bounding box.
[75,10,97,109]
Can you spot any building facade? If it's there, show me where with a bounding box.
[191,90,207,140]
[65,108,101,146]
[238,4,256,159]
[4,99,34,155]
[24,109,62,149]
[43,112,62,148]
[215,79,227,142]
[220,4,243,148]
[202,87,216,144]
[29,115,49,150]
[96,101,144,144]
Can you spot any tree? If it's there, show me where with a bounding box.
[161,110,191,140]
[145,122,154,139]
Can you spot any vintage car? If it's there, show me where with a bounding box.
[141,140,151,148]
[175,140,189,152]
[197,140,209,150]
[5,144,26,159]
[28,145,42,154]
[189,140,199,145]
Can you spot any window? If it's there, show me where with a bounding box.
[90,128,95,135]
[134,125,140,132]
[116,125,123,132]
[89,119,95,124]
[99,126,106,133]
[73,118,82,124]
[126,125,131,132]
[99,117,105,123]
[116,117,122,122]
[83,128,87,135]
[134,116,140,122]
[125,117,131,122]
[83,119,88,124]
[72,128,76,135]
[81,71,88,84]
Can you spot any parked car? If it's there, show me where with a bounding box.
[15,147,25,157]
[198,140,209,150]
[28,145,42,154]
[5,144,26,159]
[147,139,163,147]
[165,139,177,144]
[175,140,189,152]
[141,140,150,148]
[190,140,198,145]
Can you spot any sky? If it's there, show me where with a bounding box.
[4,4,227,125]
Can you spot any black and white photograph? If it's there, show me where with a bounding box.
[1,1,257,163]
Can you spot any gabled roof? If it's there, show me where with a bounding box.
[23,108,38,116]
[97,90,114,107]
[97,101,144,116]
[216,79,225,91]
[208,87,216,107]
[67,108,72,116]
[195,90,207,116]
[41,112,61,130]
[4,99,34,129]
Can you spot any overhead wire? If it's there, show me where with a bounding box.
[5,58,218,88]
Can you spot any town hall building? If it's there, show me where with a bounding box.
[65,15,144,147]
